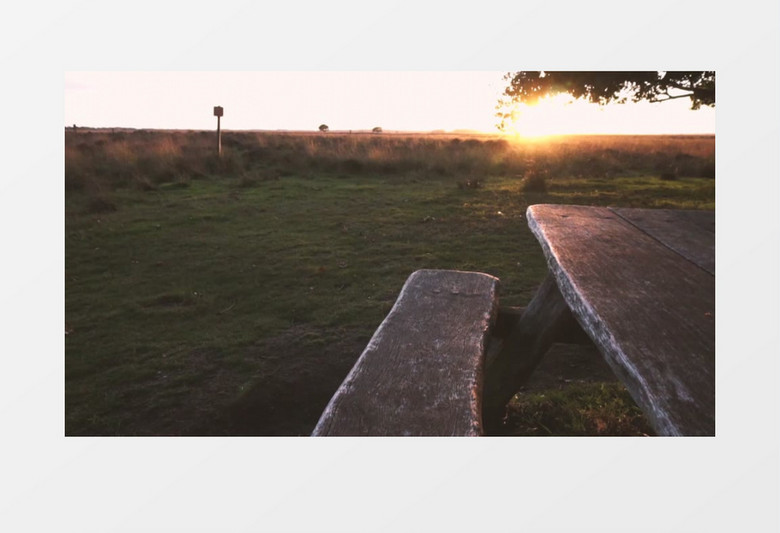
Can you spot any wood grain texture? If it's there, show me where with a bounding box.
[610,207,715,275]
[527,205,715,436]
[312,269,499,436]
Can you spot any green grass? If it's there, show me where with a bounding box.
[503,383,656,436]
[65,130,714,435]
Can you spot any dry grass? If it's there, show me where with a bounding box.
[66,130,715,198]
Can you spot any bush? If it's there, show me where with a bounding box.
[521,170,548,193]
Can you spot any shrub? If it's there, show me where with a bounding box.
[521,170,548,193]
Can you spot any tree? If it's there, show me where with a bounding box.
[319,124,329,132]
[497,71,715,130]
[372,126,383,133]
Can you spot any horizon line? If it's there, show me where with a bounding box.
[64,126,715,137]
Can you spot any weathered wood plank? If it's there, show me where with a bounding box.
[610,207,715,275]
[527,205,715,436]
[312,269,499,436]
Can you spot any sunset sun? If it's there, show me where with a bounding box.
[500,93,583,137]
[498,87,714,137]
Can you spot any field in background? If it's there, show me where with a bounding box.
[65,129,714,435]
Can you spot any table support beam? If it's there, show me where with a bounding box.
[483,273,584,432]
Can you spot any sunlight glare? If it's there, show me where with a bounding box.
[504,94,592,138]
[500,91,714,138]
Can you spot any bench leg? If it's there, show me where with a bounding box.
[483,273,584,432]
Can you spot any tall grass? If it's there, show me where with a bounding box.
[65,130,243,194]
[66,130,715,198]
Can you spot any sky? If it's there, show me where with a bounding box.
[64,71,715,135]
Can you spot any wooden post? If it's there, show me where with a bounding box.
[213,106,223,157]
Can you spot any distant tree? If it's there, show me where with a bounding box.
[319,124,329,132]
[372,126,383,133]
[497,71,715,130]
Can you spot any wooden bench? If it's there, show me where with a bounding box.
[312,269,499,436]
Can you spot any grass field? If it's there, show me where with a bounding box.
[65,129,714,436]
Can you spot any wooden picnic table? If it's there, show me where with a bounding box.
[314,203,714,437]
[486,204,715,436]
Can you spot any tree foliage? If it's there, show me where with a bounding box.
[497,71,715,130]
[319,124,329,132]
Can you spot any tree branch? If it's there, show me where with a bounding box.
[663,79,715,99]
[652,92,696,103]
[662,79,693,92]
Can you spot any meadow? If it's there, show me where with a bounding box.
[65,129,714,436]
